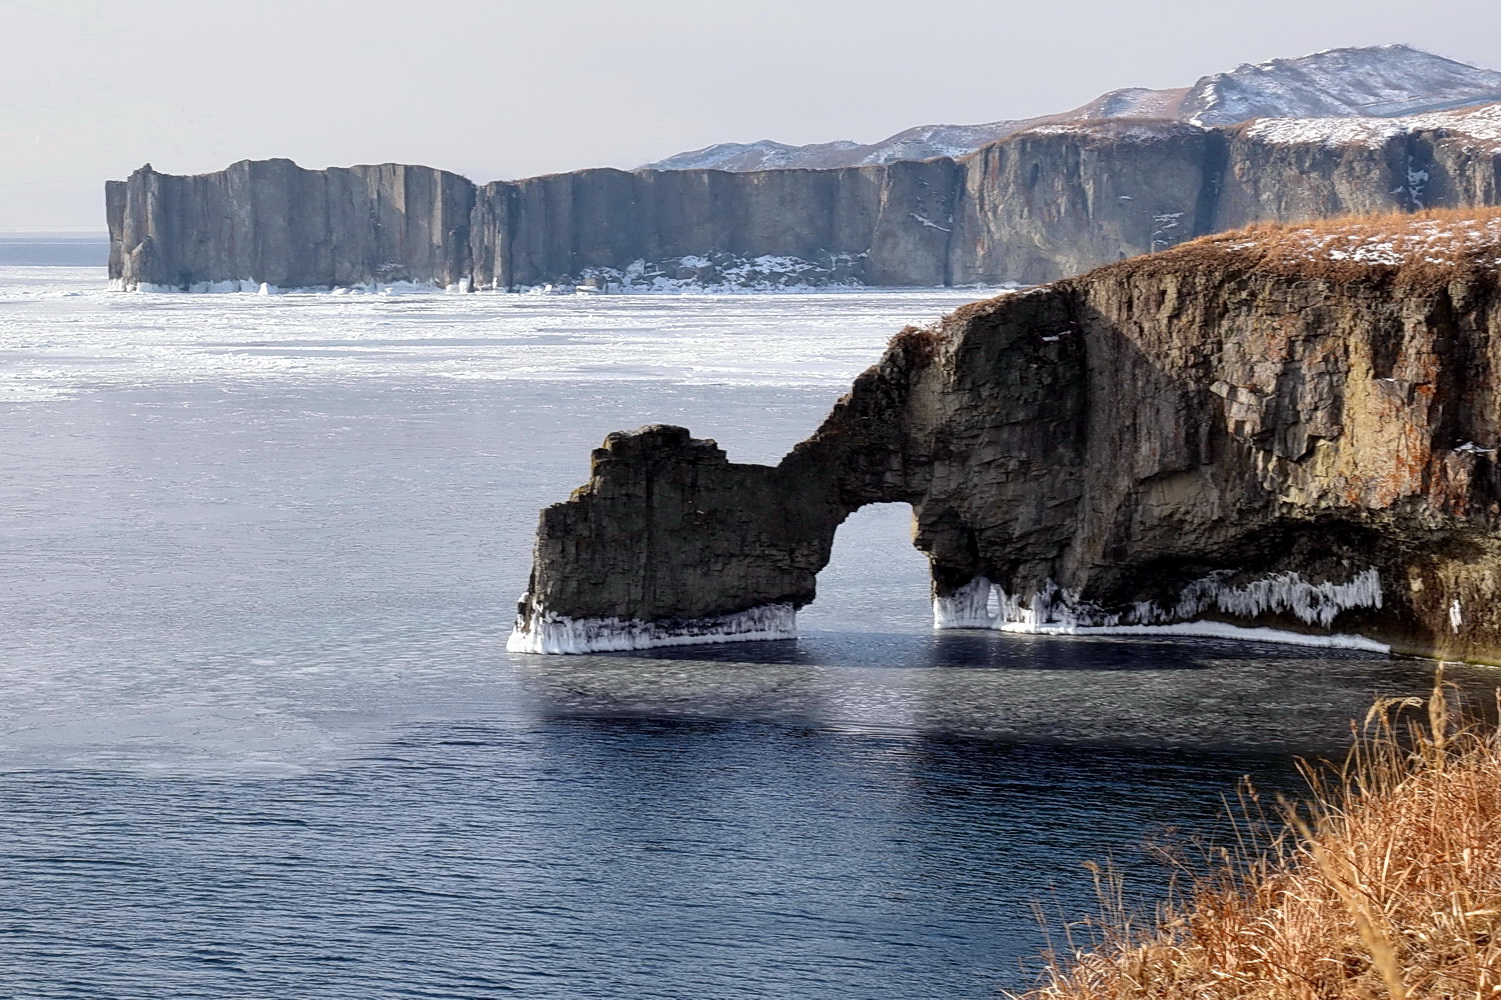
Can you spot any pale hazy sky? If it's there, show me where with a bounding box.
[2,0,1498,229]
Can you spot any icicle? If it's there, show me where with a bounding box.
[507,603,797,655]
[934,568,1389,654]
[932,578,995,628]
[1165,568,1383,628]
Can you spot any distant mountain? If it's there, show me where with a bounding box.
[642,45,1501,172]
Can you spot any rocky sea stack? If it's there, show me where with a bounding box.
[511,210,1501,663]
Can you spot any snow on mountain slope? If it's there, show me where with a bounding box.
[1182,44,1501,125]
[646,139,862,172]
[641,45,1501,173]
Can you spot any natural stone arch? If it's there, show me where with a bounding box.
[511,241,1501,663]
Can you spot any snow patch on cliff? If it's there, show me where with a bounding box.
[1244,102,1501,148]
[1265,212,1501,267]
[507,603,797,654]
[1196,207,1501,269]
[516,252,870,294]
[1020,121,1205,142]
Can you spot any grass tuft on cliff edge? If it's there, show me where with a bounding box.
[1017,672,1501,1000]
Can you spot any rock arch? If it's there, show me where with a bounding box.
[510,239,1501,663]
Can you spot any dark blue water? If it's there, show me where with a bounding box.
[0,725,1306,999]
[1,278,1491,998]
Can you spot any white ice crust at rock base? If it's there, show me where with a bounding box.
[932,577,996,629]
[508,603,797,655]
[109,277,465,296]
[932,569,1390,653]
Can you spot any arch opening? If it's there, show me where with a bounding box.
[799,503,932,636]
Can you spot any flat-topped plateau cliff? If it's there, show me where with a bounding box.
[108,103,1501,292]
[510,210,1501,664]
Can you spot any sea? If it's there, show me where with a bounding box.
[2,242,1494,999]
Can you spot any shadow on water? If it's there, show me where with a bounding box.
[580,627,1368,671]
[365,710,1311,997]
[512,625,1500,758]
[578,621,1404,674]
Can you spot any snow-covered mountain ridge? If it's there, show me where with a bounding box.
[644,45,1501,172]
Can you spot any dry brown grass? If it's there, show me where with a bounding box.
[887,323,947,366]
[1017,671,1501,1000]
[1102,206,1501,290]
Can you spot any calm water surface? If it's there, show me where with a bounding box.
[1,268,1493,999]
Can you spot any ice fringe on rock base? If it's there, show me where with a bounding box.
[507,603,797,654]
[932,577,996,628]
[933,568,1388,652]
[108,278,470,295]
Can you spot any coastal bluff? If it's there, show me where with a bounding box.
[511,212,1501,663]
[108,105,1501,292]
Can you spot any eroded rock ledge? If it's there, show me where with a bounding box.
[511,213,1501,663]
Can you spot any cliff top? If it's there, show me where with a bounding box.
[1107,207,1501,286]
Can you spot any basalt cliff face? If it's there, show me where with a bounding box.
[108,105,1501,291]
[510,213,1501,663]
[107,159,477,292]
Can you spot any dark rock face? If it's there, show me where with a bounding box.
[108,159,475,291]
[512,228,1501,663]
[524,426,846,623]
[108,107,1501,292]
[948,122,1222,284]
[466,160,962,291]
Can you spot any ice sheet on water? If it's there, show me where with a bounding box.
[0,266,991,401]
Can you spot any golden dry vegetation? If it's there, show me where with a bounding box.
[1108,206,1501,289]
[1019,673,1501,1000]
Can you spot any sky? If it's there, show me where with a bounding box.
[2,0,1499,229]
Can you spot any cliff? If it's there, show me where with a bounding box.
[107,105,1501,291]
[510,210,1501,664]
[106,159,476,292]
